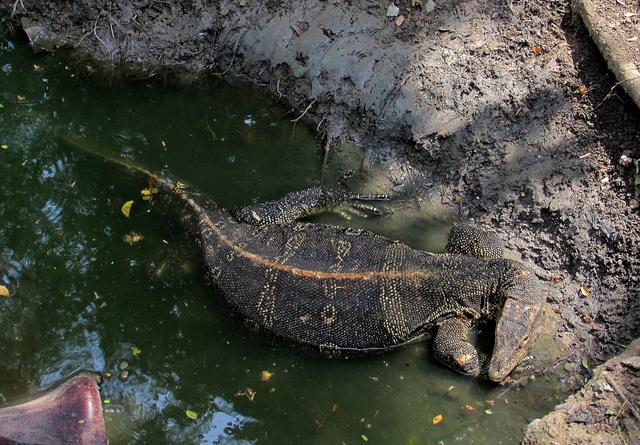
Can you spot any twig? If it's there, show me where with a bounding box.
[93,17,111,56]
[596,75,640,109]
[320,136,332,184]
[11,0,24,17]
[605,374,640,422]
[496,382,516,399]
[290,99,316,124]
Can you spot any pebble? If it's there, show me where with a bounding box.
[618,153,633,168]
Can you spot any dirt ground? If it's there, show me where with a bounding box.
[3,0,640,442]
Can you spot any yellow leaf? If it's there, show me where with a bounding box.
[185,410,198,420]
[260,370,273,382]
[124,232,144,245]
[121,200,134,218]
[1,144,7,150]
[432,414,443,425]
[579,285,590,297]
[0,285,9,298]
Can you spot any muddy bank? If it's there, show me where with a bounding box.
[2,0,640,441]
[522,338,640,444]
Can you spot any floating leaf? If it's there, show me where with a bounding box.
[1,144,7,150]
[140,186,159,201]
[0,285,9,298]
[246,387,256,401]
[103,399,111,405]
[260,370,273,382]
[16,95,25,101]
[361,434,369,442]
[331,403,339,413]
[121,200,134,218]
[124,232,144,245]
[579,285,590,298]
[484,409,493,415]
[131,346,142,356]
[185,410,198,420]
[432,414,443,424]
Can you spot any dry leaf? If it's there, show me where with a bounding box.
[395,15,405,26]
[291,23,303,36]
[578,85,589,96]
[432,414,443,424]
[246,387,256,401]
[0,285,9,298]
[331,403,339,413]
[124,232,145,245]
[579,285,590,297]
[531,46,542,55]
[121,200,134,218]
[260,370,273,382]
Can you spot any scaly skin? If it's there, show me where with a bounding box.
[60,135,546,382]
[175,187,545,382]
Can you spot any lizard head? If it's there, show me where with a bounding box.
[487,267,545,382]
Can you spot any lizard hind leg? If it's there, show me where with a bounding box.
[446,223,504,259]
[433,317,482,377]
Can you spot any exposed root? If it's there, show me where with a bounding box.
[596,75,640,109]
[290,99,316,124]
[10,0,25,18]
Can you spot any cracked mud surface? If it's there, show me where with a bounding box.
[3,0,640,441]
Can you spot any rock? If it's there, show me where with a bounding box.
[620,355,640,370]
[618,152,634,168]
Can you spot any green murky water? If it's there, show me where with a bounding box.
[0,29,562,444]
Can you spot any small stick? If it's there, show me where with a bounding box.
[596,75,640,109]
[93,17,111,56]
[605,374,640,422]
[10,0,24,17]
[291,99,316,124]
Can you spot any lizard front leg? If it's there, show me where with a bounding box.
[233,186,387,226]
[433,317,482,377]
